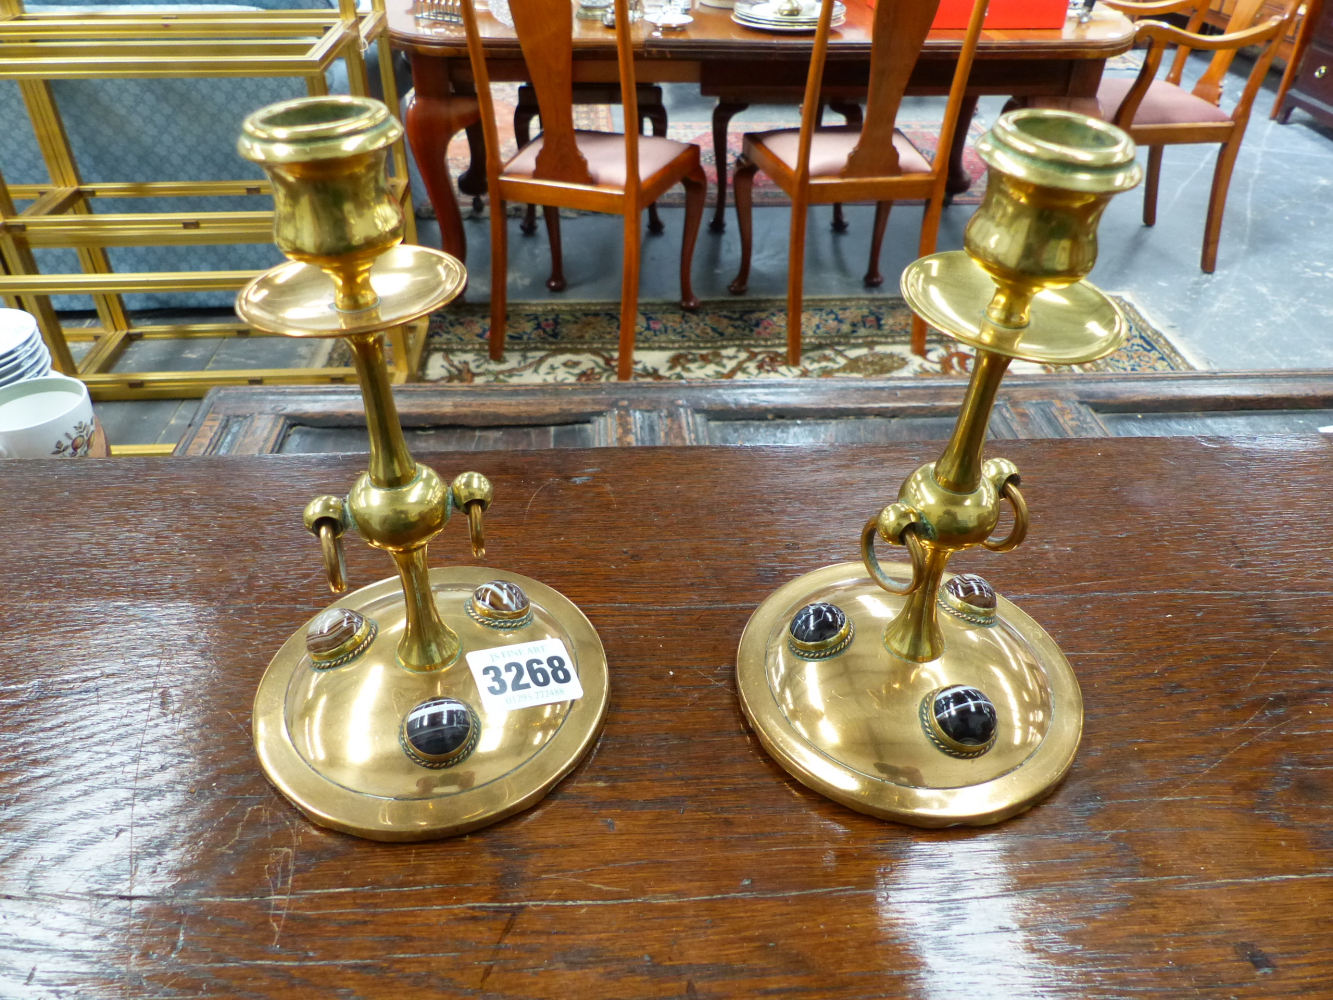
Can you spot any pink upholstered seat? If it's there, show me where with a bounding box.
[747,127,933,176]
[1097,77,1231,126]
[725,0,988,362]
[504,131,695,188]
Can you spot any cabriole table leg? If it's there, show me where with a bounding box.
[405,52,479,264]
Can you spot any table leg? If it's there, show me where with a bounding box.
[404,53,479,263]
[1060,59,1107,118]
[459,121,488,210]
[710,101,749,233]
[827,102,860,233]
[944,94,979,203]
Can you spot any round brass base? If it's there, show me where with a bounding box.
[736,562,1081,827]
[901,251,1127,366]
[254,567,608,841]
[235,244,466,338]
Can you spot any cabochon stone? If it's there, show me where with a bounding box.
[306,607,367,660]
[945,573,997,610]
[789,603,846,644]
[932,686,998,747]
[473,581,530,614]
[404,698,474,760]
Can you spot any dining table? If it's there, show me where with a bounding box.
[388,0,1136,263]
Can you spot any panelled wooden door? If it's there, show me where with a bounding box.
[177,372,1333,455]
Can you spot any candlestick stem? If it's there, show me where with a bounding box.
[391,546,459,670]
[349,332,415,489]
[934,343,1015,495]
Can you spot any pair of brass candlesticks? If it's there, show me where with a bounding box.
[240,94,1138,840]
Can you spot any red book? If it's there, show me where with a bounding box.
[929,0,1069,29]
[858,0,1072,29]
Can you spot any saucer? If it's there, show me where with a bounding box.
[732,9,843,30]
[646,10,693,26]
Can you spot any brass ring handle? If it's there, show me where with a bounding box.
[303,494,350,594]
[465,502,486,559]
[450,472,493,560]
[983,479,1029,553]
[317,521,348,593]
[861,515,928,597]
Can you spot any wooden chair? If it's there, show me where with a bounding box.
[726,0,988,363]
[460,0,707,381]
[709,96,865,234]
[515,82,670,259]
[1056,0,1297,273]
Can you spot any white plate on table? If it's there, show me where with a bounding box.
[735,0,843,19]
[0,346,51,388]
[0,308,36,358]
[732,0,844,29]
[732,11,843,29]
[0,334,43,378]
[646,10,693,26]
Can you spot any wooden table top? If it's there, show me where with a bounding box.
[4,436,1332,997]
[388,0,1135,60]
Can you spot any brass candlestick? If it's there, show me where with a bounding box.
[238,96,608,841]
[736,109,1142,827]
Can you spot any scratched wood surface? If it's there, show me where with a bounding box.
[2,437,1332,998]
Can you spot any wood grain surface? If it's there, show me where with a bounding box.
[3,437,1332,998]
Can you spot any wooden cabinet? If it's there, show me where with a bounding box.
[175,372,1333,455]
[1277,0,1333,123]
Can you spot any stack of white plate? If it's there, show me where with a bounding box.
[0,309,52,389]
[732,0,845,31]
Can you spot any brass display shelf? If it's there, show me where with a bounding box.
[0,0,425,400]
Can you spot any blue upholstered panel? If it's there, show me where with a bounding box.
[0,2,396,312]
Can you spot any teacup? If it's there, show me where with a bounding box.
[0,374,96,458]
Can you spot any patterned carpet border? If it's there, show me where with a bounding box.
[417,295,1192,383]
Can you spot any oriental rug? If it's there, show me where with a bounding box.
[416,295,1192,384]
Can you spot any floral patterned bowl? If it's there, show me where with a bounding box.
[0,374,95,459]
